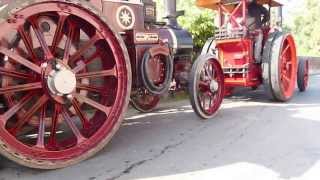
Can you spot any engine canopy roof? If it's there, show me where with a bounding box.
[196,0,282,10]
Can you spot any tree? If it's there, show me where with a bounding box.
[289,0,320,56]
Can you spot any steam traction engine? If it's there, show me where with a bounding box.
[189,0,309,119]
[0,0,206,169]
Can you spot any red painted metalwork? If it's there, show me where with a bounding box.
[217,0,247,30]
[146,45,170,87]
[216,39,261,88]
[214,1,262,90]
[147,55,166,84]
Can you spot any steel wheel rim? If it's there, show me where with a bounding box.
[197,59,224,116]
[279,35,297,99]
[0,2,129,162]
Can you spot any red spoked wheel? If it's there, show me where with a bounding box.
[189,55,224,119]
[131,89,160,113]
[297,59,309,92]
[263,33,297,102]
[0,0,131,169]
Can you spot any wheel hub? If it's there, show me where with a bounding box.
[209,80,219,93]
[47,64,76,96]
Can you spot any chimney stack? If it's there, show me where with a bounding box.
[164,0,178,27]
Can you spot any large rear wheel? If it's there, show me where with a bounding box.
[0,0,131,169]
[189,55,224,119]
[263,33,297,102]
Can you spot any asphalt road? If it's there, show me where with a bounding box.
[1,75,320,180]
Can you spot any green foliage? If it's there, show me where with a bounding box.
[289,0,320,56]
[155,0,215,52]
[184,13,215,51]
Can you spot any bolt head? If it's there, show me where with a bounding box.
[56,64,62,70]
[4,56,8,62]
[41,62,48,68]
[67,94,73,99]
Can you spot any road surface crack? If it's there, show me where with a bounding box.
[107,141,184,180]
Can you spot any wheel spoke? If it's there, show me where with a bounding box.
[48,103,61,148]
[63,20,76,64]
[205,63,213,79]
[74,93,110,114]
[17,26,38,62]
[61,108,86,143]
[69,34,101,63]
[208,93,218,112]
[209,64,215,80]
[76,67,116,79]
[14,46,30,59]
[36,105,46,148]
[76,84,109,96]
[71,98,91,129]
[0,82,42,94]
[0,48,42,74]
[10,94,49,135]
[281,74,290,90]
[282,74,291,83]
[198,81,210,92]
[51,13,68,53]
[29,17,54,60]
[72,50,100,73]
[0,67,33,79]
[72,60,86,74]
[201,94,206,109]
[281,44,290,57]
[207,90,215,98]
[0,92,34,124]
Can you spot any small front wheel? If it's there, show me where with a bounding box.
[189,55,225,119]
